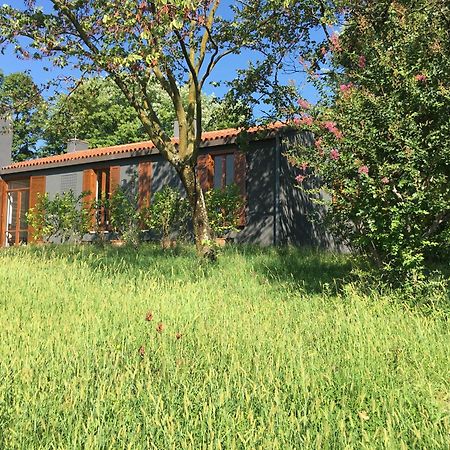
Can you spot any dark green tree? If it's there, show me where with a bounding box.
[0,72,45,161]
[41,77,249,156]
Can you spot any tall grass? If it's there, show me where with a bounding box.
[0,245,448,449]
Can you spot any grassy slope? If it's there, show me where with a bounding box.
[0,245,448,449]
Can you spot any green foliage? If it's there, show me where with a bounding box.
[0,72,45,161]
[108,187,142,246]
[205,184,244,237]
[26,191,91,244]
[40,77,245,157]
[289,0,450,282]
[143,186,190,242]
[0,246,448,448]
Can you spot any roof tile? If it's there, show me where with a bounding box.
[2,122,285,171]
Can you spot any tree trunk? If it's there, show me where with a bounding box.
[179,164,215,260]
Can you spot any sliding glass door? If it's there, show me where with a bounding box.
[6,180,30,246]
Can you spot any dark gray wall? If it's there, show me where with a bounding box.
[46,171,84,199]
[233,140,276,246]
[279,132,343,250]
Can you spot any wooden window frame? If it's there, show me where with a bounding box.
[212,151,236,190]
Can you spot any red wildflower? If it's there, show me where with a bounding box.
[415,73,427,82]
[156,322,164,333]
[358,165,369,175]
[330,149,340,161]
[138,345,145,357]
[145,311,153,321]
[175,332,183,340]
[358,55,366,69]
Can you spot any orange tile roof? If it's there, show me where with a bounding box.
[2,122,286,171]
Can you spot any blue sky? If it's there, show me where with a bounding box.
[0,1,319,116]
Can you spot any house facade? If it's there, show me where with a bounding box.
[0,122,335,248]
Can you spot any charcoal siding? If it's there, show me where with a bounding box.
[234,140,276,246]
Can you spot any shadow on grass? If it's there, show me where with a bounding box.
[231,245,353,295]
[4,243,353,295]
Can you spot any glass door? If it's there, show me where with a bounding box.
[5,180,30,246]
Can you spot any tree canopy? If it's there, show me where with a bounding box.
[0,71,44,161]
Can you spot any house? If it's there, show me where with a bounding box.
[0,121,335,248]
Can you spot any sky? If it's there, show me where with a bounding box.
[0,1,319,117]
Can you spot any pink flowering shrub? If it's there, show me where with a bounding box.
[288,1,449,282]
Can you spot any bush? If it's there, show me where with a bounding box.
[290,1,450,283]
[108,187,141,246]
[205,184,244,238]
[143,186,190,243]
[26,191,91,244]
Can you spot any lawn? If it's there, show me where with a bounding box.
[0,245,448,449]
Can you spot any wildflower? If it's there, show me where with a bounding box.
[300,162,308,171]
[138,345,145,357]
[330,149,340,161]
[358,165,369,175]
[320,47,327,56]
[175,332,183,340]
[145,311,153,321]
[156,322,164,333]
[381,177,389,184]
[358,55,366,69]
[297,98,311,109]
[295,174,305,184]
[415,73,427,82]
[314,138,323,150]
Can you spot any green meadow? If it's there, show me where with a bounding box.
[0,245,448,449]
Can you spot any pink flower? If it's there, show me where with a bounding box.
[330,33,342,52]
[297,98,311,109]
[300,162,308,171]
[415,73,427,82]
[322,121,343,139]
[381,177,389,184]
[323,121,337,132]
[321,47,327,56]
[314,138,323,150]
[340,83,353,92]
[358,55,366,69]
[295,174,305,184]
[300,115,314,126]
[358,165,369,175]
[330,149,340,160]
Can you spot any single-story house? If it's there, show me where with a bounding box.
[0,120,335,248]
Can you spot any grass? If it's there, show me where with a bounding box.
[0,244,448,449]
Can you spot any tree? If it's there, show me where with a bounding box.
[288,0,450,281]
[41,76,249,156]
[0,0,324,257]
[0,72,45,161]
[0,1,250,257]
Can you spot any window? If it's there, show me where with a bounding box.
[5,179,30,246]
[213,154,235,189]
